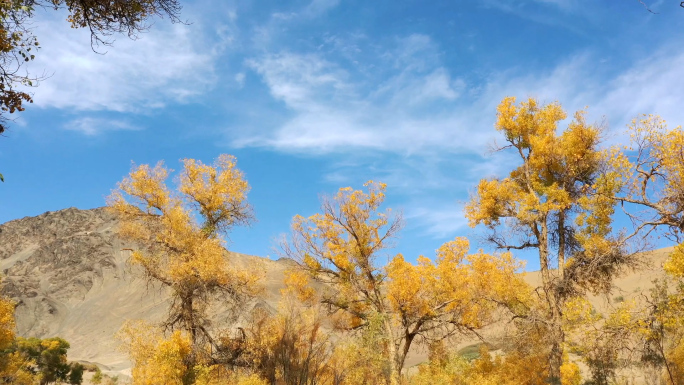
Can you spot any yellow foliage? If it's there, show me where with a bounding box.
[118,321,193,385]
[324,331,391,385]
[386,238,528,329]
[0,352,35,385]
[411,345,581,385]
[465,97,628,382]
[665,243,684,279]
[622,116,684,225]
[108,155,262,352]
[666,338,684,384]
[563,296,600,330]
[194,365,268,385]
[179,155,252,235]
[0,295,15,351]
[285,180,400,332]
[285,181,529,384]
[560,358,581,385]
[0,295,38,384]
[467,97,613,240]
[119,319,272,385]
[282,269,316,305]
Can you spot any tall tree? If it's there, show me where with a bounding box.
[283,181,527,385]
[108,154,261,362]
[611,114,684,384]
[0,0,182,134]
[465,97,635,384]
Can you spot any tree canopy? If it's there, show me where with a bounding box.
[465,97,635,384]
[283,181,528,384]
[108,154,261,358]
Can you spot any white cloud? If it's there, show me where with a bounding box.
[598,48,684,129]
[477,47,684,139]
[64,117,141,136]
[240,35,478,154]
[25,10,220,113]
[247,53,353,110]
[407,205,469,239]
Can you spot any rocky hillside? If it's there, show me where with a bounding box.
[0,207,293,375]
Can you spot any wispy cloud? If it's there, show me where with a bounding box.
[239,37,684,156]
[481,46,684,138]
[480,0,591,33]
[407,205,469,239]
[64,117,140,136]
[25,10,222,113]
[238,34,479,154]
[233,31,684,239]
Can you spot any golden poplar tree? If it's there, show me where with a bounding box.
[108,154,262,361]
[465,97,633,384]
[609,114,684,384]
[283,181,527,385]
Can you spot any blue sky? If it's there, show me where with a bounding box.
[1,0,684,270]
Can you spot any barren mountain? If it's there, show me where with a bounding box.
[0,207,675,381]
[0,207,293,376]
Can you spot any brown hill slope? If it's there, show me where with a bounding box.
[0,207,676,379]
[0,207,293,375]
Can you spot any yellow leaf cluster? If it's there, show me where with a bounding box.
[285,181,531,383]
[0,295,15,351]
[0,295,37,384]
[194,365,267,385]
[281,269,316,305]
[411,345,580,385]
[468,97,610,237]
[118,321,193,385]
[180,155,251,235]
[665,243,684,279]
[386,238,528,328]
[0,352,35,385]
[286,181,397,325]
[562,296,600,330]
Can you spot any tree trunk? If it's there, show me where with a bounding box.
[548,304,564,385]
[558,211,565,279]
[383,318,401,385]
[397,331,416,378]
[539,220,564,384]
